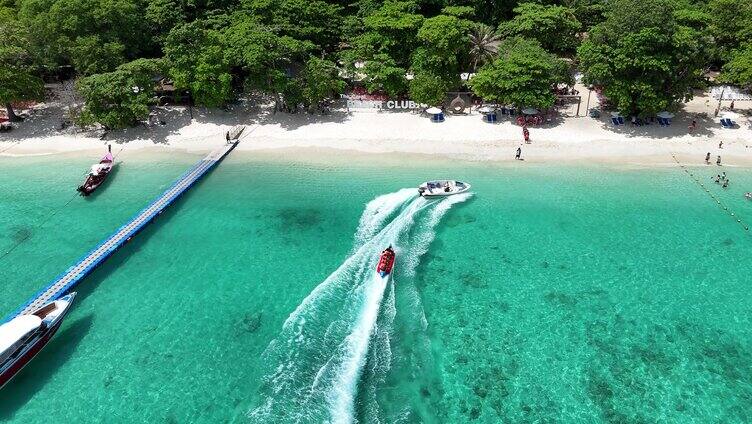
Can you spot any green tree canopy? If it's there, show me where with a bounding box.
[719,45,752,89]
[300,57,345,111]
[164,21,233,108]
[18,0,153,71]
[578,0,709,115]
[468,37,569,109]
[359,53,409,96]
[409,72,448,106]
[409,13,469,103]
[77,58,165,128]
[224,12,312,110]
[341,0,424,96]
[499,3,581,54]
[707,0,752,61]
[241,0,342,53]
[0,10,44,121]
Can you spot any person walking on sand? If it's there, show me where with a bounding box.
[719,140,723,149]
[717,155,722,166]
[515,147,522,160]
[705,152,711,164]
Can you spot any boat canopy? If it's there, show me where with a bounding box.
[0,315,42,355]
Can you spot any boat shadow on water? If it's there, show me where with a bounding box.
[0,314,93,421]
[82,162,120,201]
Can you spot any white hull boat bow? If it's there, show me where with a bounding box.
[418,180,471,197]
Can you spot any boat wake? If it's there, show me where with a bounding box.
[248,189,471,423]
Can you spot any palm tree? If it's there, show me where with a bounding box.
[468,24,501,72]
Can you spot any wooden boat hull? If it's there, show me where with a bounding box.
[77,171,111,196]
[78,150,114,196]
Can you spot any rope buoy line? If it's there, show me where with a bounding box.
[0,141,21,155]
[0,142,126,264]
[0,191,80,263]
[671,153,750,232]
[0,125,236,263]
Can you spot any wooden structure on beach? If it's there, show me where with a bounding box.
[2,132,242,323]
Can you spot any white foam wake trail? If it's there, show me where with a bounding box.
[327,274,388,423]
[283,196,428,330]
[353,188,417,249]
[402,192,472,276]
[248,190,471,423]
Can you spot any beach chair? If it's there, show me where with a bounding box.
[617,116,625,125]
[611,117,619,126]
[720,118,730,128]
[657,117,665,126]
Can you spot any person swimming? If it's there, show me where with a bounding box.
[715,175,721,183]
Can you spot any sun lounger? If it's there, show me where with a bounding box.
[611,117,619,125]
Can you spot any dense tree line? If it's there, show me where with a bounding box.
[1,0,751,127]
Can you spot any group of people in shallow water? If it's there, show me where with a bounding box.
[714,172,730,188]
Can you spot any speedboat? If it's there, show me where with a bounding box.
[418,180,471,197]
[376,246,395,278]
[77,146,114,196]
[0,293,76,390]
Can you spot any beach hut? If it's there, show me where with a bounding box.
[610,111,624,126]
[478,106,497,123]
[657,111,674,126]
[426,107,444,123]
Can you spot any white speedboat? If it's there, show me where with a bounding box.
[418,180,471,197]
[0,293,76,389]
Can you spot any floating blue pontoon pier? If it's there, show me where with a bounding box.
[3,134,241,323]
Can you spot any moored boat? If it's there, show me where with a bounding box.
[77,146,114,196]
[0,293,76,390]
[418,180,471,197]
[376,246,395,278]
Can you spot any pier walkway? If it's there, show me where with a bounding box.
[3,135,241,322]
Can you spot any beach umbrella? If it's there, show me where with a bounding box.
[610,111,622,117]
[522,108,539,115]
[657,111,675,119]
[721,111,739,120]
[478,106,493,113]
[425,107,442,114]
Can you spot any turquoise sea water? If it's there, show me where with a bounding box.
[1,150,751,423]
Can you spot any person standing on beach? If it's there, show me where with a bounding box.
[717,155,722,166]
[515,147,522,160]
[705,152,711,164]
[719,140,723,149]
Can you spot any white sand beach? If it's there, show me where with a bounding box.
[2,88,751,168]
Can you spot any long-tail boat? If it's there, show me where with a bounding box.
[77,145,114,196]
